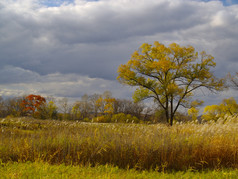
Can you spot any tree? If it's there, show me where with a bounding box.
[202,97,238,122]
[89,93,101,117]
[0,96,4,117]
[58,98,72,120]
[104,97,116,115]
[187,100,204,122]
[113,99,144,118]
[95,91,116,115]
[38,97,58,119]
[117,41,224,126]
[21,94,46,117]
[71,102,82,120]
[4,96,25,117]
[79,94,92,119]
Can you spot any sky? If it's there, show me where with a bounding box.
[0,0,238,109]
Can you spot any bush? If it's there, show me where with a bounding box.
[91,113,141,123]
[83,118,91,122]
[111,113,140,123]
[92,115,111,123]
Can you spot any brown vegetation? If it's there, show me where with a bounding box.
[0,117,237,171]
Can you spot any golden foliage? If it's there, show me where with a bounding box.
[117,41,224,125]
[202,97,238,122]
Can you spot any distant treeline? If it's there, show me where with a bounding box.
[1,90,238,124]
[0,91,177,123]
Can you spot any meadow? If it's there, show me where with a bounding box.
[1,162,238,178]
[0,116,238,177]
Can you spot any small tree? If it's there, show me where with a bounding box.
[5,96,25,117]
[89,93,101,117]
[71,102,81,120]
[95,91,116,115]
[21,94,46,117]
[202,97,238,122]
[58,98,72,120]
[39,99,58,119]
[79,94,92,119]
[117,41,224,126]
[187,100,204,122]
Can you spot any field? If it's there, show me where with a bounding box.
[0,117,238,177]
[1,162,238,179]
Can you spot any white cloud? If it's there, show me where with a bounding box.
[0,66,133,99]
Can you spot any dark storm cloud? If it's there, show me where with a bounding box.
[33,0,207,45]
[0,0,216,79]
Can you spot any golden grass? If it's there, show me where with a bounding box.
[0,117,237,171]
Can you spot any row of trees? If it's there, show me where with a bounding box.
[61,91,147,122]
[0,91,157,123]
[1,77,237,124]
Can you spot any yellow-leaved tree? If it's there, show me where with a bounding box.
[95,91,116,115]
[117,41,224,126]
[202,97,238,122]
[187,100,204,121]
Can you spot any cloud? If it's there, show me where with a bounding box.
[0,66,133,99]
[33,0,211,45]
[0,0,238,106]
[0,66,40,84]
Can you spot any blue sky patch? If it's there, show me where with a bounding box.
[40,0,74,7]
[201,0,238,6]
[41,0,238,7]
[40,0,98,7]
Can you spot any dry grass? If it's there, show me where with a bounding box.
[0,117,238,171]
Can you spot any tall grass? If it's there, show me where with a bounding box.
[0,117,238,171]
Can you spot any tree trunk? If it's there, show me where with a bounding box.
[170,115,173,126]
[165,100,169,124]
[170,98,174,126]
[165,109,169,124]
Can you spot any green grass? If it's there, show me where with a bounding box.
[0,117,238,171]
[1,161,238,179]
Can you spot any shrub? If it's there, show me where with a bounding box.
[92,115,111,123]
[111,113,140,123]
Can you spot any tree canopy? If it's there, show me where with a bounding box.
[117,41,224,126]
[21,94,46,117]
[202,97,238,122]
